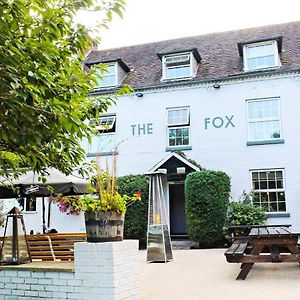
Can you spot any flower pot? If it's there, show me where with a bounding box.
[84,211,124,243]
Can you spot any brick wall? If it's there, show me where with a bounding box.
[0,240,139,300]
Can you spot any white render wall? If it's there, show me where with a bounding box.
[2,74,300,234]
[0,240,139,300]
[106,74,300,230]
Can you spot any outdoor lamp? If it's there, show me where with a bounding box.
[0,207,31,265]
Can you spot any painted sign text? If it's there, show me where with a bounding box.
[205,115,235,129]
[131,123,153,136]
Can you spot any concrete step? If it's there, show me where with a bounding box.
[171,239,198,250]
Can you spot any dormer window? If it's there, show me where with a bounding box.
[163,53,192,80]
[244,41,280,71]
[238,37,282,72]
[97,63,117,87]
[158,48,201,81]
[88,58,130,89]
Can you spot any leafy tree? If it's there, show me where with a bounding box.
[0,0,127,179]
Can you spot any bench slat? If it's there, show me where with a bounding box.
[225,240,248,263]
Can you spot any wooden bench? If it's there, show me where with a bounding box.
[225,240,249,263]
[0,233,87,261]
[28,233,86,261]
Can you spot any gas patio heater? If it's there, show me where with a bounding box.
[146,170,173,262]
[0,207,31,265]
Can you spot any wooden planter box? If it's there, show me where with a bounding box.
[84,211,124,243]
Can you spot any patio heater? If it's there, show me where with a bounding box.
[146,171,173,262]
[0,207,31,265]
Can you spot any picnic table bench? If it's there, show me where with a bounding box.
[225,225,300,280]
[1,233,86,261]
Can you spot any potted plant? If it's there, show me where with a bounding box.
[81,171,141,242]
[52,156,141,242]
[82,155,142,242]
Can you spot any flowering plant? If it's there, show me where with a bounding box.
[50,195,83,215]
[51,157,142,216]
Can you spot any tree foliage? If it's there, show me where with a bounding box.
[0,0,126,179]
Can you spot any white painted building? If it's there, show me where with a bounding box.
[3,21,300,236]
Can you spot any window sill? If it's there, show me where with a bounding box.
[86,151,117,157]
[162,76,194,82]
[247,139,284,146]
[22,211,37,214]
[243,66,280,73]
[266,212,290,218]
[166,146,192,152]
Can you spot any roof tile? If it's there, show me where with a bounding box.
[86,21,300,89]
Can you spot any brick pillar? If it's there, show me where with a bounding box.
[74,240,139,300]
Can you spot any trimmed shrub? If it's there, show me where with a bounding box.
[185,170,230,247]
[224,191,267,240]
[227,201,267,227]
[117,175,149,249]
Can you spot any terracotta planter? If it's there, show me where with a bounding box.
[84,211,124,243]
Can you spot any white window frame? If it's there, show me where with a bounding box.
[88,132,116,154]
[93,115,116,131]
[246,97,282,142]
[166,107,190,147]
[162,52,194,80]
[87,114,116,154]
[93,63,118,88]
[250,169,286,213]
[167,107,190,126]
[243,41,281,72]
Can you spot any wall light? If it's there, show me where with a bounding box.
[135,92,143,98]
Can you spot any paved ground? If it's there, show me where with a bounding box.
[139,249,300,300]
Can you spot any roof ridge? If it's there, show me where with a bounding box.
[94,20,300,52]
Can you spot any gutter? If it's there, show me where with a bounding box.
[90,68,300,96]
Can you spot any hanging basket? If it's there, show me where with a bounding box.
[84,211,124,243]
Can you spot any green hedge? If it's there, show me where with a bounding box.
[185,170,230,247]
[227,201,267,227]
[117,175,148,249]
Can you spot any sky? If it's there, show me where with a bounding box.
[76,0,300,50]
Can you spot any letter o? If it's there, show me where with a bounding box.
[212,117,224,128]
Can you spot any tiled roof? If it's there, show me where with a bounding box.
[86,21,300,90]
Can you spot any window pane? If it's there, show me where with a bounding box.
[259,181,267,189]
[101,75,116,87]
[248,98,280,141]
[165,54,190,65]
[167,108,189,126]
[89,134,116,153]
[278,202,286,212]
[245,43,276,71]
[252,193,260,204]
[278,192,285,202]
[270,202,277,212]
[168,127,190,146]
[166,65,191,79]
[251,170,286,212]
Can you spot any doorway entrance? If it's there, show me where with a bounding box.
[169,183,187,236]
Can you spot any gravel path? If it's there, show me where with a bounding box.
[139,249,300,300]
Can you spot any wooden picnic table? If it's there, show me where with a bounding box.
[225,225,300,280]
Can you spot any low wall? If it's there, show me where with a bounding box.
[0,240,139,299]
